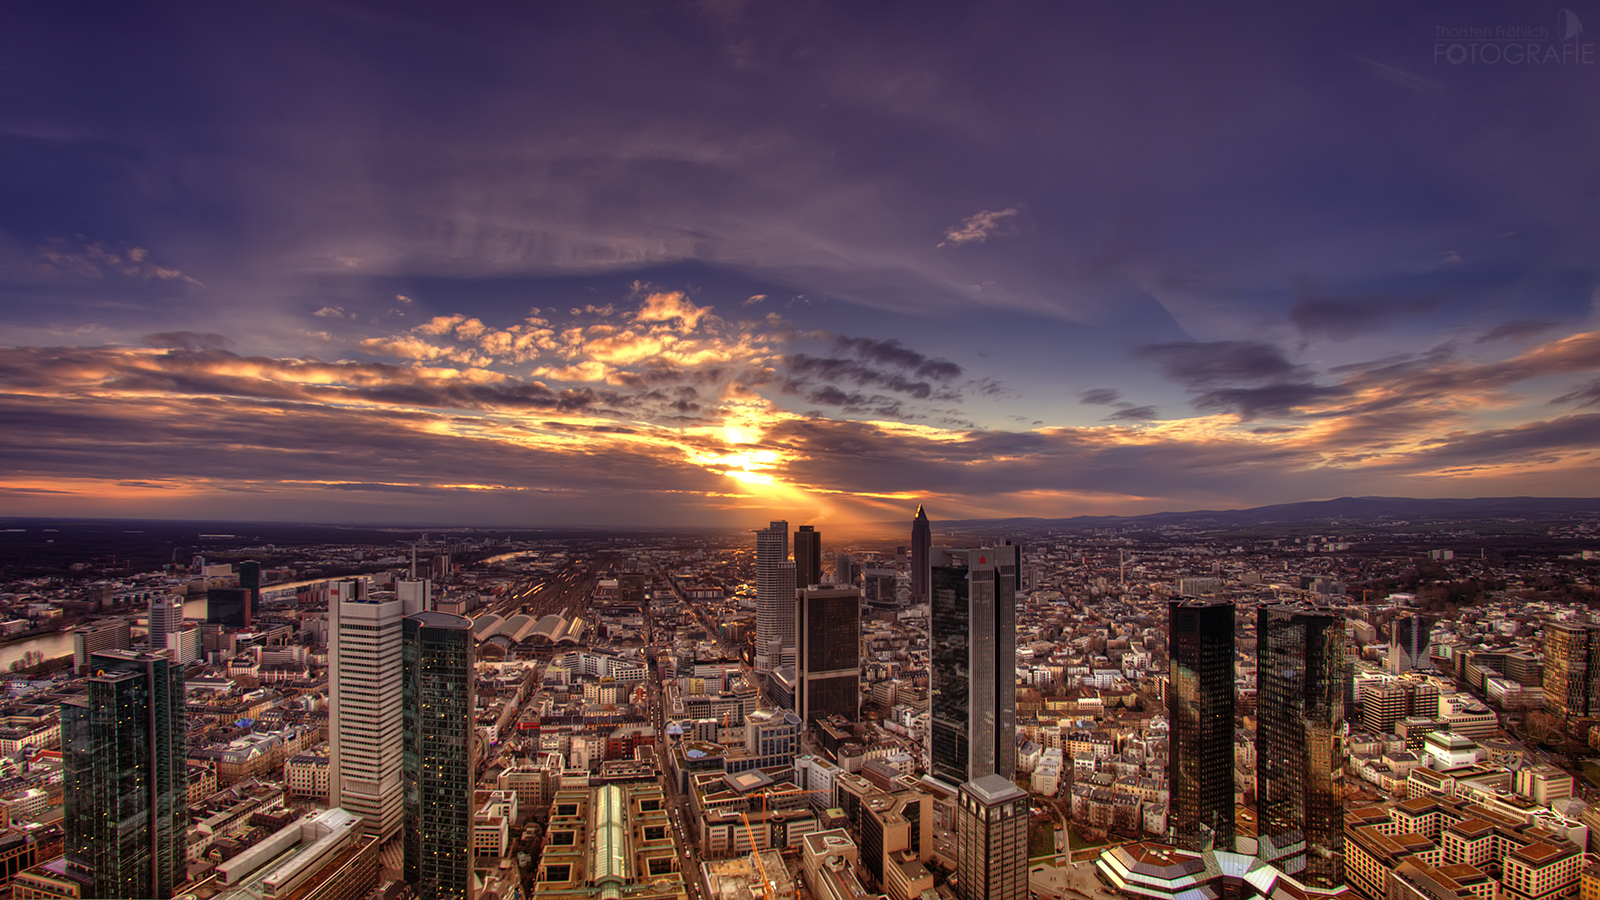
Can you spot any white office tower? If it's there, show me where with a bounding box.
[148,593,184,651]
[396,579,431,611]
[329,579,422,840]
[754,521,791,674]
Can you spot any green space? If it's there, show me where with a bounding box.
[1579,759,1600,791]
[1030,821,1058,860]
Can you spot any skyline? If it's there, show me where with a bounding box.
[6,3,1600,526]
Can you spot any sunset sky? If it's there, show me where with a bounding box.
[4,2,1600,527]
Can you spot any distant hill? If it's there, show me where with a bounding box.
[929,496,1600,531]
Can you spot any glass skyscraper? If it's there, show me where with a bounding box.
[403,611,475,900]
[928,545,1017,788]
[1168,599,1235,852]
[754,520,793,674]
[796,584,861,724]
[1257,604,1346,887]
[62,649,187,899]
[910,505,931,603]
[794,524,823,589]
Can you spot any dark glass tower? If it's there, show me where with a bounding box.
[794,524,823,589]
[206,587,250,627]
[1168,600,1235,851]
[797,585,861,724]
[1257,605,1346,887]
[910,505,931,603]
[63,649,187,899]
[1388,613,1436,674]
[403,612,475,900]
[928,546,1017,788]
[237,560,260,626]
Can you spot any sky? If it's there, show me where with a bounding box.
[3,1,1600,528]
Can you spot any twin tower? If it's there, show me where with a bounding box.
[1169,600,1347,887]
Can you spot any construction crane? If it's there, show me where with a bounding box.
[736,788,830,900]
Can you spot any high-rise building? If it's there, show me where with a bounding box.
[62,650,187,899]
[148,593,184,652]
[794,525,823,589]
[237,560,260,626]
[928,546,1018,788]
[1361,682,1409,736]
[1543,621,1600,719]
[1167,600,1235,851]
[330,580,423,841]
[911,505,931,604]
[754,521,791,674]
[206,587,251,628]
[954,774,1028,900]
[403,612,475,900]
[1388,613,1436,674]
[73,619,131,675]
[1257,605,1347,887]
[797,585,861,725]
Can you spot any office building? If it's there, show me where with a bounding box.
[1257,605,1347,887]
[402,612,475,900]
[330,580,422,841]
[928,545,1018,788]
[796,585,861,725]
[72,619,131,675]
[1543,621,1600,719]
[954,774,1028,900]
[1388,613,1435,674]
[148,594,183,652]
[1167,600,1235,851]
[910,505,930,604]
[62,650,187,899]
[754,521,792,674]
[794,525,823,589]
[237,561,260,626]
[206,587,250,628]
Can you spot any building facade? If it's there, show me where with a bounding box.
[402,612,475,900]
[1257,605,1347,887]
[797,585,861,725]
[1542,621,1600,719]
[329,580,422,841]
[910,506,930,604]
[755,521,792,675]
[954,774,1028,900]
[794,525,823,590]
[1167,600,1235,851]
[928,545,1018,788]
[62,650,187,899]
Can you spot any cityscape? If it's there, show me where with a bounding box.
[7,3,1600,900]
[0,505,1593,900]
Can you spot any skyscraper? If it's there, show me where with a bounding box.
[954,774,1028,900]
[928,545,1018,788]
[330,580,422,840]
[755,521,791,674]
[62,649,187,899]
[796,585,861,725]
[1388,613,1436,674]
[237,560,260,626]
[148,593,184,652]
[1167,600,1235,851]
[794,524,823,589]
[911,505,930,603]
[1257,605,1347,887]
[403,612,475,900]
[1543,621,1600,719]
[206,587,250,627]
